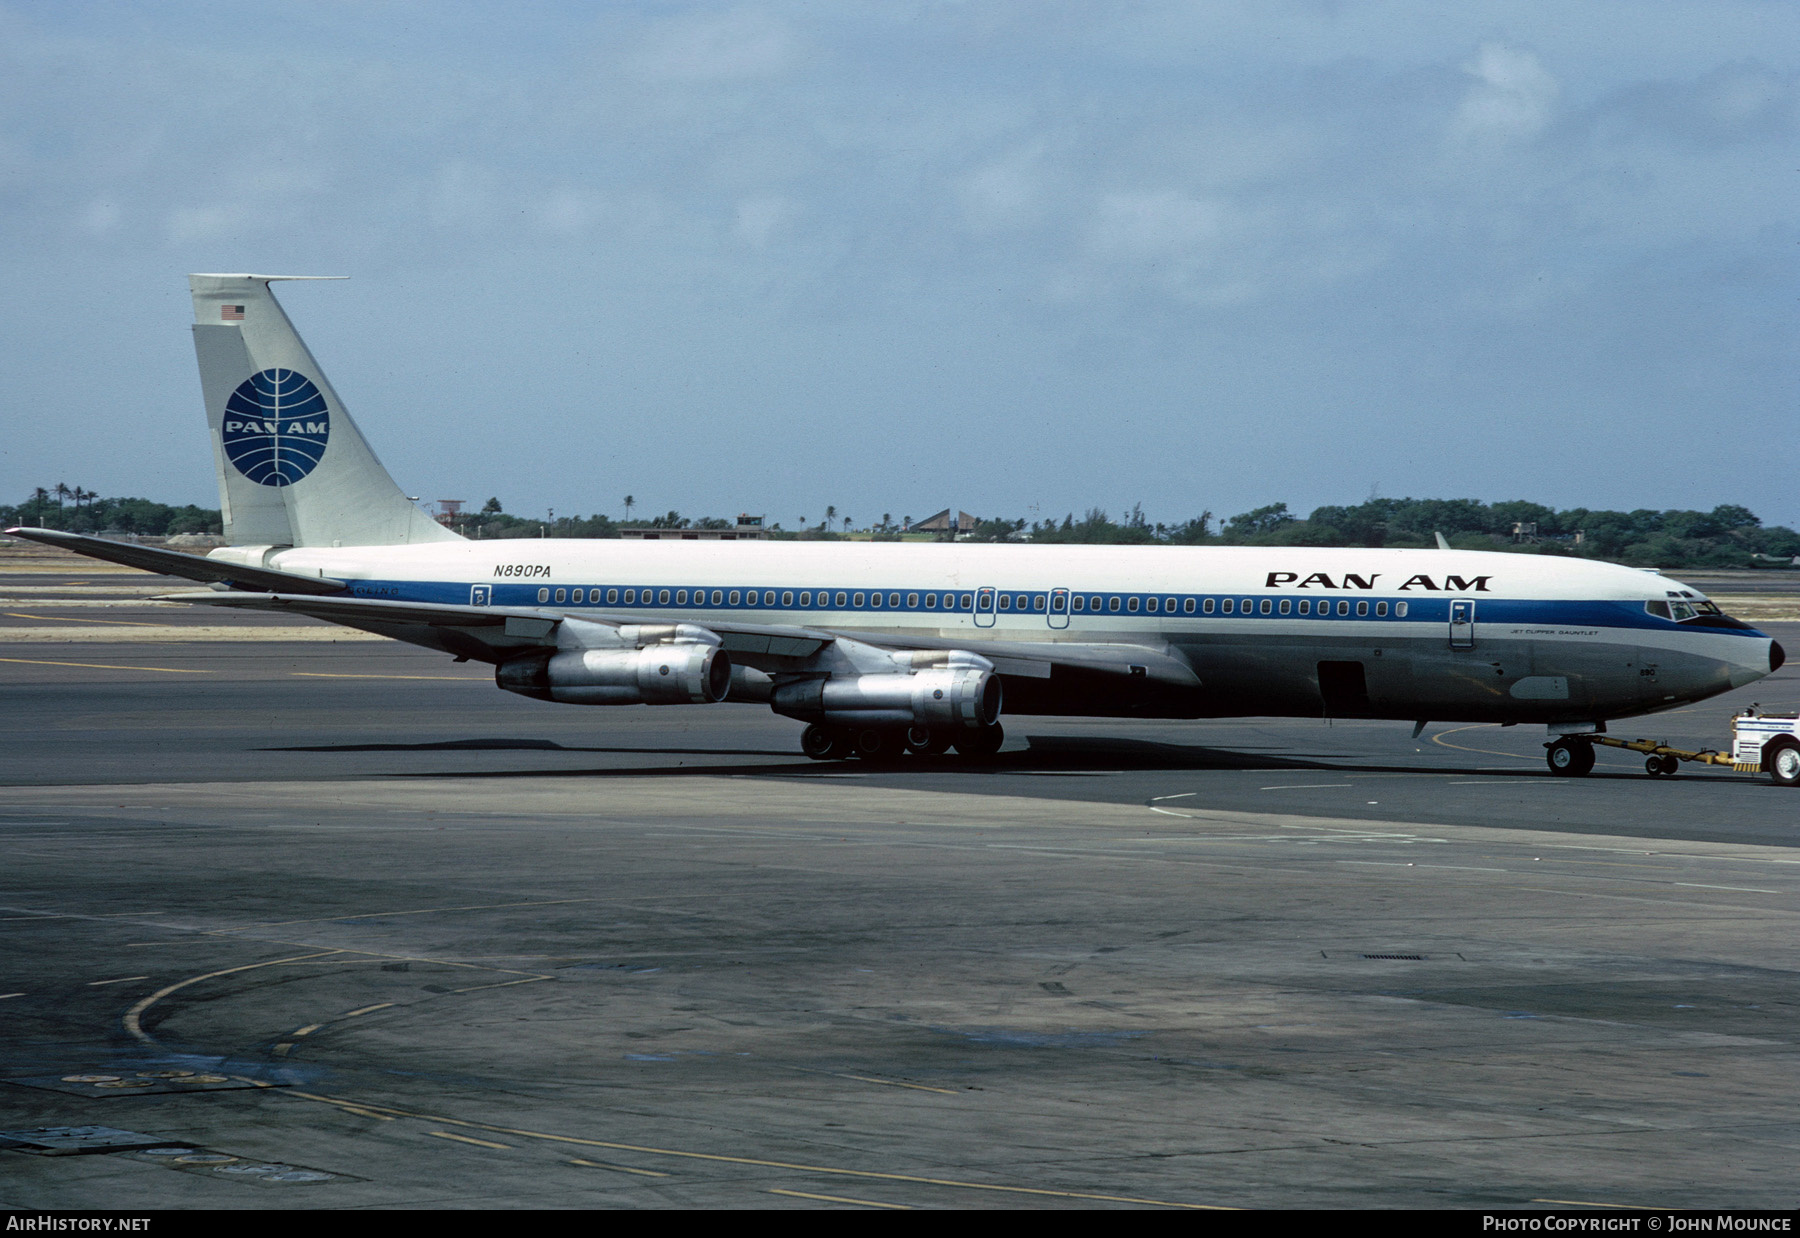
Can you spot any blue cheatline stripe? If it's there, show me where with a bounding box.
[335,580,1767,638]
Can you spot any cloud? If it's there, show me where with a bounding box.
[1451,43,1560,143]
[733,195,790,247]
[628,8,797,82]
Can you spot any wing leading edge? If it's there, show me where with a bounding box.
[154,590,1199,710]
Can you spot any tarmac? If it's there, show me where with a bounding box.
[2,544,1797,1208]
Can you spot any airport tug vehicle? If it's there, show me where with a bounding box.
[1544,709,1800,785]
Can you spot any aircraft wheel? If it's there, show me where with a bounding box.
[801,724,849,760]
[906,727,952,756]
[1657,754,1680,776]
[1546,737,1595,777]
[1645,754,1679,777]
[853,729,902,762]
[953,723,1005,759]
[1767,739,1800,787]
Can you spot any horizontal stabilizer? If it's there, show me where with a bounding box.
[7,527,347,595]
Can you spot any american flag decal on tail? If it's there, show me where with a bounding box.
[221,305,245,321]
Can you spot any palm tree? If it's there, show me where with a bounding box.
[843,516,852,533]
[623,495,635,523]
[823,505,836,531]
[54,482,70,509]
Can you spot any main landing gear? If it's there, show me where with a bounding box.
[1544,735,1596,776]
[800,722,1005,763]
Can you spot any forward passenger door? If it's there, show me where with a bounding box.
[1448,599,1475,649]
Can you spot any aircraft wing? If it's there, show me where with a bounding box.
[158,589,1200,711]
[7,527,348,596]
[156,590,836,664]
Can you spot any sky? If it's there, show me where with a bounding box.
[2,2,1795,530]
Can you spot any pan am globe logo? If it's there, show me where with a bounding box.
[221,369,330,486]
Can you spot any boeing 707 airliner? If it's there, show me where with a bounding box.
[10,275,1783,774]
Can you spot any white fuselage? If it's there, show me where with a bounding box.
[242,539,1778,725]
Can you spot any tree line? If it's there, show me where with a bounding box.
[967,498,1800,568]
[1,488,221,536]
[8,490,1796,569]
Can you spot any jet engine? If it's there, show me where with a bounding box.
[496,623,731,705]
[769,652,1001,731]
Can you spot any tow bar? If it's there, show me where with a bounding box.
[1582,734,1760,777]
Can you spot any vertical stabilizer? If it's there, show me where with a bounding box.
[189,274,459,547]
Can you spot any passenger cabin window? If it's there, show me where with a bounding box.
[1395,601,1408,617]
[1146,597,1159,613]
[1108,597,1121,612]
[728,591,740,605]
[1073,596,1085,611]
[1222,598,1234,614]
[1336,600,1349,615]
[1034,595,1046,611]
[555,589,566,603]
[854,592,865,607]
[1279,598,1291,615]
[658,589,671,604]
[1184,598,1195,614]
[1127,596,1140,613]
[888,592,900,607]
[608,588,619,604]
[1298,599,1310,615]
[1375,601,1387,617]
[960,594,973,609]
[999,594,1012,610]
[908,593,920,607]
[538,588,550,602]
[1202,598,1215,614]
[676,590,687,604]
[1356,600,1368,617]
[835,592,848,607]
[1260,599,1271,615]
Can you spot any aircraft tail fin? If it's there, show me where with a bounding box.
[188,274,459,548]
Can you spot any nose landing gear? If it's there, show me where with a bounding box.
[1545,735,1596,776]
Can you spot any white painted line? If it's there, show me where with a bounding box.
[1259,783,1352,790]
[1150,792,1197,801]
[1673,883,1780,894]
[88,975,151,986]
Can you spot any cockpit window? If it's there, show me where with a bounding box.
[1647,599,1723,622]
